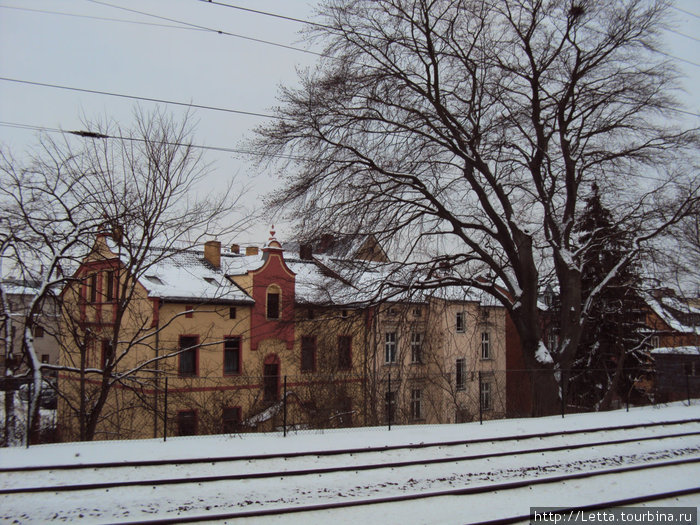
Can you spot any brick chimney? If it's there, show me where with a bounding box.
[246,246,259,256]
[230,244,240,255]
[204,240,221,268]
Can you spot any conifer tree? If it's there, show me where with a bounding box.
[571,184,650,410]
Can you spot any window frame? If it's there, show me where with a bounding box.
[410,388,422,420]
[266,286,281,320]
[176,410,198,436]
[222,406,242,433]
[456,311,465,333]
[338,335,352,370]
[105,270,115,301]
[480,380,492,411]
[481,332,491,360]
[223,336,241,376]
[384,331,397,364]
[178,335,199,377]
[410,332,423,364]
[456,358,466,391]
[300,335,316,372]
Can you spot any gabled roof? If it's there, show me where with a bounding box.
[645,292,700,336]
[101,238,254,304]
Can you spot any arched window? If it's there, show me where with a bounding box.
[266,284,281,320]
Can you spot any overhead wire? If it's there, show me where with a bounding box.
[0,77,279,119]
[0,120,306,161]
[0,5,210,32]
[85,0,325,57]
[670,5,700,20]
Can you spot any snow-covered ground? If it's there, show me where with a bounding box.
[1,402,699,524]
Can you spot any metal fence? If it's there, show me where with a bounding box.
[3,363,698,445]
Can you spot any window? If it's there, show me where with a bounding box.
[480,380,492,410]
[336,397,353,427]
[385,331,397,364]
[387,307,398,317]
[101,339,113,369]
[410,332,423,364]
[229,307,237,320]
[89,274,97,303]
[650,335,660,349]
[178,336,198,376]
[33,325,44,338]
[267,291,280,319]
[410,389,422,420]
[222,407,241,433]
[341,309,348,319]
[301,336,316,372]
[223,337,241,375]
[456,311,465,332]
[456,358,466,390]
[338,336,352,370]
[105,270,115,301]
[384,391,396,423]
[185,305,194,318]
[177,410,197,436]
[263,362,280,402]
[41,354,49,364]
[413,307,422,318]
[481,332,491,359]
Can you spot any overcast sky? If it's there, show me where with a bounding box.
[1,0,698,246]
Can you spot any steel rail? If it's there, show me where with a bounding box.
[2,417,698,474]
[104,457,700,524]
[2,428,699,495]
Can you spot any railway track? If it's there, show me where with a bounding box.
[2,418,699,524]
[103,458,700,524]
[2,423,700,494]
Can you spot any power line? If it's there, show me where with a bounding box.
[0,77,278,119]
[0,120,305,161]
[670,5,700,20]
[0,5,209,32]
[86,0,324,57]
[664,26,700,44]
[196,0,331,30]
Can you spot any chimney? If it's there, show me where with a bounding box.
[300,244,313,260]
[204,240,221,268]
[246,246,259,256]
[231,244,240,255]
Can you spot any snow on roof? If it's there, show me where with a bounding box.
[645,293,700,336]
[651,346,700,356]
[101,238,256,304]
[138,250,254,304]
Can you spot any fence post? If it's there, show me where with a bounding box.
[478,371,483,425]
[283,375,287,437]
[26,379,32,448]
[163,376,168,442]
[561,369,566,419]
[388,371,392,431]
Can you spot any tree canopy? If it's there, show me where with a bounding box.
[253,0,699,412]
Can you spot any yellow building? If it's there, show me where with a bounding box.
[58,233,507,441]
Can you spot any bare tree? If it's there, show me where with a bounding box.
[1,107,244,442]
[252,0,699,412]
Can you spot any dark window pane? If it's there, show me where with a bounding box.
[224,337,240,374]
[263,363,279,401]
[338,336,351,370]
[179,336,198,376]
[222,407,241,433]
[301,336,315,372]
[267,292,280,319]
[177,411,197,436]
